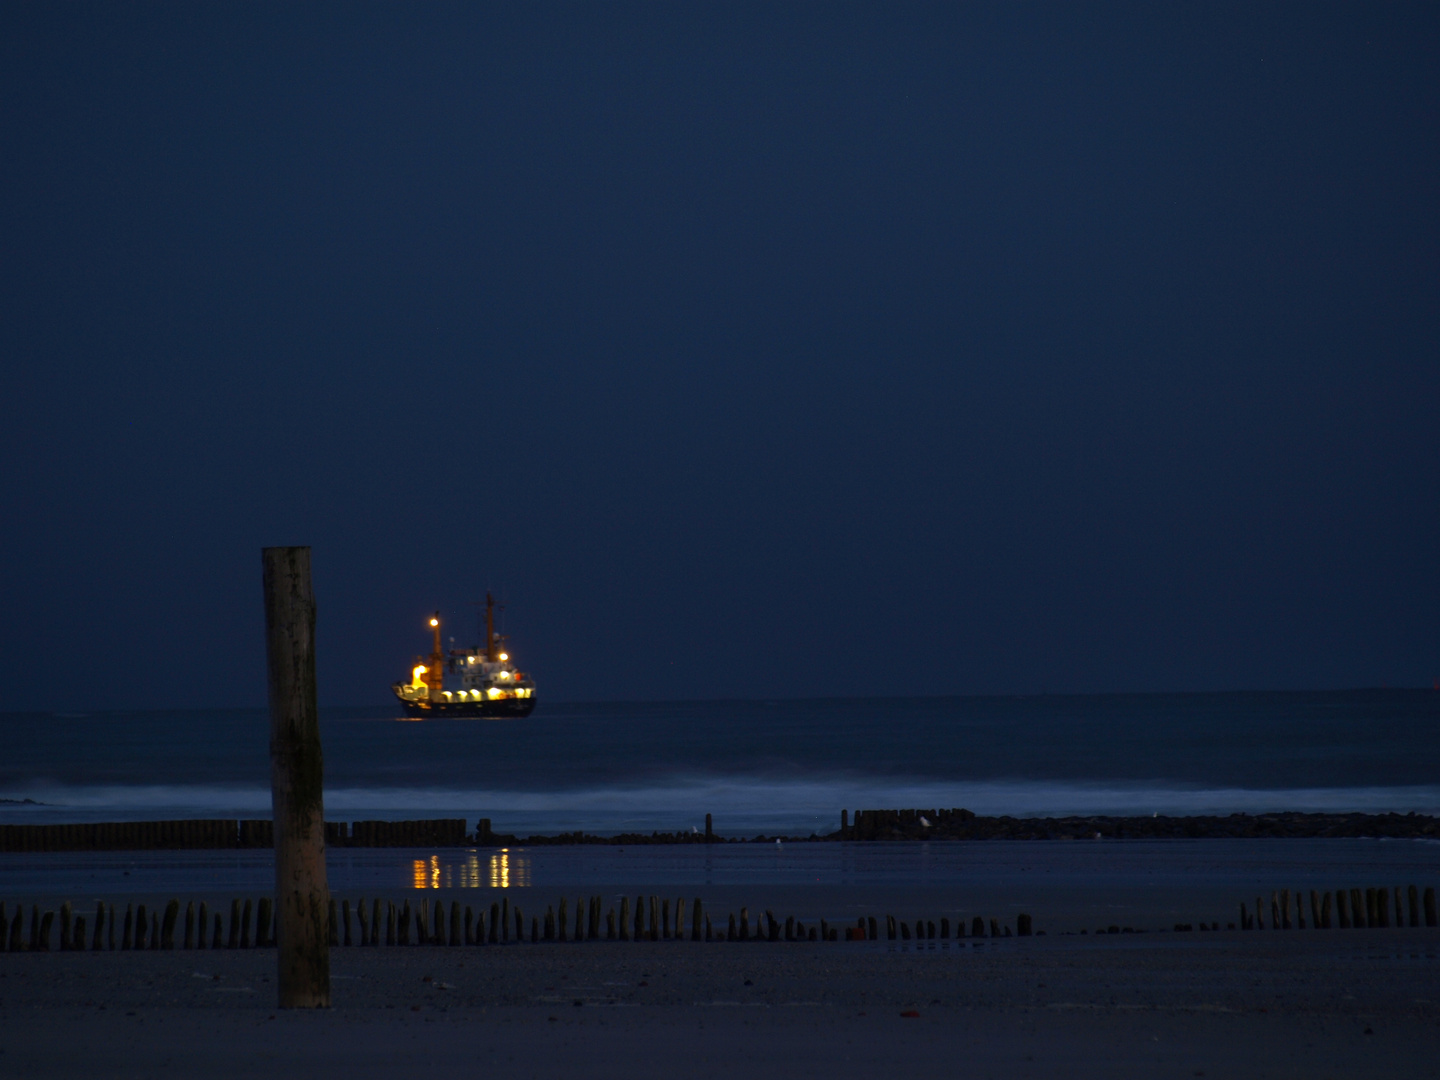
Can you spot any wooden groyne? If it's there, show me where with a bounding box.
[3,810,1438,852]
[0,819,469,853]
[0,893,1040,951]
[2,883,1435,954]
[838,809,1440,841]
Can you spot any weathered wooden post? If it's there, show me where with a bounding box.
[263,546,330,1008]
[161,899,179,948]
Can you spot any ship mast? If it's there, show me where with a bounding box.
[485,592,499,662]
[427,612,444,697]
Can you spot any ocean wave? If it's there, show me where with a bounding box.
[1,777,1437,827]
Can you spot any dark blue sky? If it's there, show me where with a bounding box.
[2,3,1436,708]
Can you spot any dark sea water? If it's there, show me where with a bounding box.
[2,690,1436,837]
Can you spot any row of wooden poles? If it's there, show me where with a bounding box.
[0,895,1033,951]
[1239,885,1436,930]
[0,819,472,852]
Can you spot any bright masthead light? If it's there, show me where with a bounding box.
[499,652,509,661]
[429,618,439,627]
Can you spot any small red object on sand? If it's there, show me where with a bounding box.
[900,1010,920,1018]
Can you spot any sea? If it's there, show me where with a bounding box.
[3,691,1438,913]
[2,690,1438,836]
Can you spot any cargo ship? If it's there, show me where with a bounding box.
[391,593,536,718]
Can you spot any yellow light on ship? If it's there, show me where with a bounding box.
[411,664,428,689]
[429,618,438,627]
[499,652,508,661]
[487,687,503,699]
[498,671,510,680]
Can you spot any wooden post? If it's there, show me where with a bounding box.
[162,899,179,948]
[692,898,703,942]
[705,813,713,843]
[263,546,330,1008]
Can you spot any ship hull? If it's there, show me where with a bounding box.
[393,692,536,719]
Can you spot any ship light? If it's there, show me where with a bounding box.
[486,686,503,700]
[443,690,453,699]
[411,665,428,689]
[498,671,510,680]
[429,618,438,627]
[499,652,508,661]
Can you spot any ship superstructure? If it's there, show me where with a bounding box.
[391,593,536,718]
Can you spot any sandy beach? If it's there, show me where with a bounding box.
[2,925,1436,1078]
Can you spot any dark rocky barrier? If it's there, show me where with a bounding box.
[1,810,1436,852]
[837,808,1440,841]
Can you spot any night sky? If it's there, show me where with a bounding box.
[2,3,1436,709]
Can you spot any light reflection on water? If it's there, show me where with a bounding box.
[2,840,1437,901]
[410,850,530,889]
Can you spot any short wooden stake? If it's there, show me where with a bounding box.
[162,899,179,948]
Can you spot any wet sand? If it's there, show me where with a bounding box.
[2,928,1436,1078]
